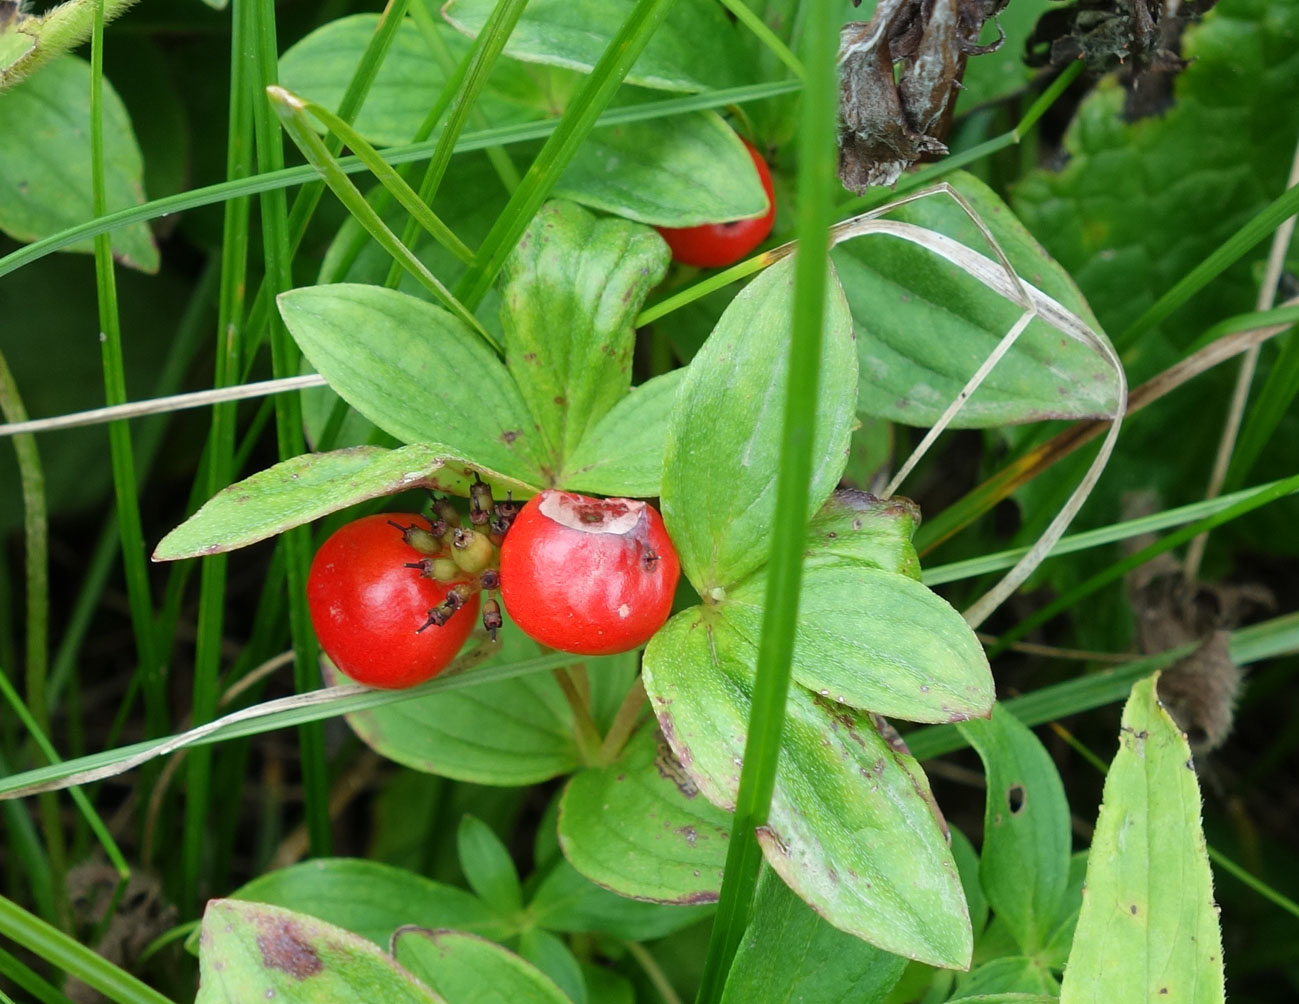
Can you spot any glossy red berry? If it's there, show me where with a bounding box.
[656,140,776,268]
[499,490,680,656]
[307,513,480,689]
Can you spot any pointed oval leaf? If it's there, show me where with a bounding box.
[207,859,509,949]
[393,929,570,1004]
[195,899,446,1004]
[442,0,749,92]
[561,369,682,497]
[457,816,522,915]
[836,172,1114,428]
[720,867,908,1004]
[528,855,712,939]
[152,445,536,561]
[1059,674,1224,1004]
[558,722,729,905]
[957,705,1071,955]
[662,257,858,591]
[278,284,545,482]
[517,928,587,1004]
[726,564,992,723]
[643,611,972,967]
[554,112,768,227]
[499,201,669,471]
[0,56,157,271]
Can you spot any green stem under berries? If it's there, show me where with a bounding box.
[552,666,603,765]
[596,677,649,766]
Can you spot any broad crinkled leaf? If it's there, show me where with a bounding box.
[442,0,750,92]
[0,55,157,271]
[1012,0,1299,361]
[561,369,682,497]
[1059,675,1224,1003]
[725,562,992,722]
[278,284,545,483]
[152,445,536,561]
[393,929,570,1004]
[662,256,858,590]
[719,867,907,1004]
[554,112,768,227]
[958,705,1071,956]
[195,899,446,1004]
[836,171,1114,427]
[499,201,668,472]
[558,722,728,905]
[205,859,509,949]
[643,611,971,968]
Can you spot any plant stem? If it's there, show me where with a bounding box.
[597,677,649,764]
[552,666,603,764]
[624,938,683,1004]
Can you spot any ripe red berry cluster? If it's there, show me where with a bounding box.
[307,485,680,689]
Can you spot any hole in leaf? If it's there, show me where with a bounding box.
[1007,783,1026,814]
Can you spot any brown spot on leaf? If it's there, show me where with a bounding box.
[256,920,322,980]
[500,429,521,445]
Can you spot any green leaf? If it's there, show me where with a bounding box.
[517,928,586,1004]
[152,445,535,561]
[661,256,858,591]
[834,171,1113,428]
[203,859,510,949]
[719,866,908,1004]
[1058,675,1224,1004]
[557,723,729,906]
[279,15,525,148]
[393,929,571,1004]
[331,612,628,785]
[1012,0,1299,360]
[561,369,683,497]
[958,705,1071,956]
[457,816,523,915]
[956,957,1060,997]
[528,855,712,940]
[725,562,992,723]
[643,611,971,968]
[947,993,1059,1004]
[499,201,668,471]
[278,284,545,483]
[802,489,923,580]
[195,899,447,1004]
[554,111,768,226]
[951,826,989,936]
[0,55,156,271]
[442,0,750,92]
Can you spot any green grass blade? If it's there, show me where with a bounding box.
[922,475,1299,586]
[987,472,1299,658]
[248,0,331,859]
[718,0,803,78]
[0,943,76,1004]
[454,0,688,311]
[693,2,837,1001]
[302,98,475,265]
[1225,320,1299,488]
[0,652,577,797]
[0,895,175,1004]
[383,0,528,290]
[906,609,1299,760]
[0,79,802,282]
[90,0,164,747]
[269,87,496,349]
[182,0,256,914]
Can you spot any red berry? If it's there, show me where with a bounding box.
[499,490,681,656]
[307,513,480,689]
[656,140,776,268]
